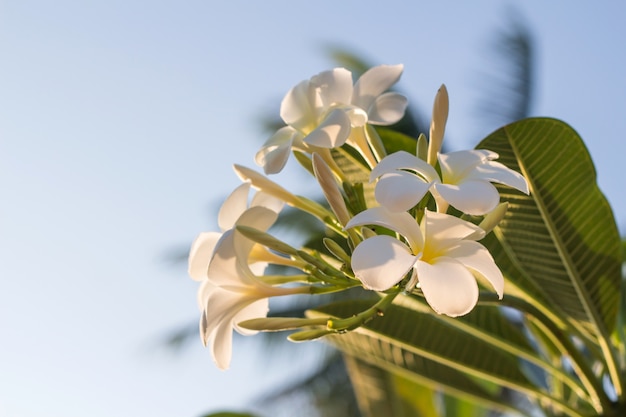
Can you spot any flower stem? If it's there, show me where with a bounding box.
[326,289,400,332]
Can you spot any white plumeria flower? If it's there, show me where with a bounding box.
[255,64,408,174]
[188,182,283,281]
[370,149,529,215]
[345,207,503,317]
[198,206,303,370]
[187,183,289,370]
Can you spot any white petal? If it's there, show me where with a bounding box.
[438,150,484,184]
[344,106,368,127]
[211,317,236,370]
[435,180,500,215]
[415,258,479,317]
[197,280,215,310]
[200,310,211,346]
[248,260,269,276]
[250,191,285,214]
[208,229,269,289]
[280,79,318,133]
[367,92,408,125]
[446,241,504,298]
[370,151,438,183]
[345,207,423,252]
[303,108,351,148]
[470,161,529,194]
[375,171,430,212]
[201,286,248,340]
[207,231,246,287]
[233,206,280,263]
[476,149,499,160]
[188,231,222,281]
[422,210,483,246]
[311,68,354,108]
[218,183,251,231]
[233,298,269,335]
[352,64,403,111]
[352,235,416,291]
[255,126,299,175]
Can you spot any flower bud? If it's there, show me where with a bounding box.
[479,202,509,235]
[238,317,328,332]
[427,84,449,166]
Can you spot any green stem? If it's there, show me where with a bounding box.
[327,290,400,332]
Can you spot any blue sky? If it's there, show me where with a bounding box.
[1,1,625,416]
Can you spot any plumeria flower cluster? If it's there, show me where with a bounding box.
[189,64,530,369]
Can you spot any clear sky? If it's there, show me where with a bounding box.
[2,1,625,416]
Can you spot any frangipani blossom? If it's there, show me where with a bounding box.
[199,206,303,370]
[370,149,529,215]
[188,182,291,370]
[255,64,408,174]
[345,208,503,317]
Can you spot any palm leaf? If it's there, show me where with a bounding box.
[344,355,441,417]
[478,118,622,346]
[308,299,585,416]
[474,10,535,131]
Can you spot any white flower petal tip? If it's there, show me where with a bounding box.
[432,149,530,215]
[435,181,501,216]
[368,92,409,125]
[255,126,299,174]
[352,64,407,123]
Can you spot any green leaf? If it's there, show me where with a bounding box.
[309,299,576,416]
[331,147,376,208]
[344,355,441,417]
[375,126,418,155]
[477,118,622,349]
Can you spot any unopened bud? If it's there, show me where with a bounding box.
[323,238,351,264]
[466,202,509,240]
[312,153,351,226]
[416,133,428,161]
[288,328,333,342]
[236,225,298,256]
[238,317,328,332]
[427,84,449,166]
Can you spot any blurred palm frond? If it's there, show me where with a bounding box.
[474,9,535,131]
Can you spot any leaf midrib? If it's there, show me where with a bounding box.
[502,122,611,345]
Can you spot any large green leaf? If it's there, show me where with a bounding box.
[344,355,441,417]
[375,126,417,155]
[477,118,622,344]
[308,299,585,416]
